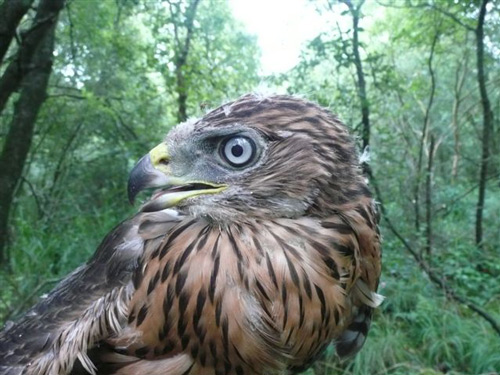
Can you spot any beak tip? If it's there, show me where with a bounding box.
[128,152,169,206]
[127,154,151,205]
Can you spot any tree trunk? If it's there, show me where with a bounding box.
[0,0,63,114]
[0,0,65,264]
[0,0,34,63]
[425,135,435,256]
[343,0,370,151]
[451,64,465,180]
[414,30,439,233]
[474,0,493,249]
[176,69,188,123]
[171,0,200,123]
[451,43,468,181]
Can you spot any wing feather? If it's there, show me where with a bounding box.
[0,211,179,375]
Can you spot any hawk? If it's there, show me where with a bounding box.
[0,94,382,375]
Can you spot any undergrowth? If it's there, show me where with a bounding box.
[311,260,500,375]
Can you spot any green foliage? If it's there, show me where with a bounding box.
[144,0,260,119]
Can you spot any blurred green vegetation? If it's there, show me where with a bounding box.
[0,0,499,374]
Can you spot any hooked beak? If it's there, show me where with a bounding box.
[128,143,227,212]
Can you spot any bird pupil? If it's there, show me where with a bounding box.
[232,144,243,157]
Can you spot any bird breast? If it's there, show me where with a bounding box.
[119,215,360,375]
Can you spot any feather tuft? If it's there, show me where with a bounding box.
[354,280,384,308]
[77,351,97,375]
[359,146,370,164]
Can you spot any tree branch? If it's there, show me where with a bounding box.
[414,27,439,233]
[435,171,500,217]
[19,176,45,219]
[424,135,435,256]
[376,0,474,31]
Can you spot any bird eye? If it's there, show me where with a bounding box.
[221,136,256,167]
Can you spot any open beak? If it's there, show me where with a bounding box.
[128,143,227,212]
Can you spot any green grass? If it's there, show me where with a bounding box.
[312,268,500,375]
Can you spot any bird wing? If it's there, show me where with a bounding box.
[334,199,383,358]
[0,210,181,375]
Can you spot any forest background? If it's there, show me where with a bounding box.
[0,0,499,374]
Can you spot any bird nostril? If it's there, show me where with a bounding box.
[158,158,169,166]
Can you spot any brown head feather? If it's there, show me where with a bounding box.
[165,94,368,223]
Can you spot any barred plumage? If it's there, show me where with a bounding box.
[0,94,382,375]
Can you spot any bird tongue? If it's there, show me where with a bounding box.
[152,186,186,200]
[151,184,212,200]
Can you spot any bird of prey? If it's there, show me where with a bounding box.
[0,94,382,375]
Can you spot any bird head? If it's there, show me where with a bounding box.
[128,94,366,222]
